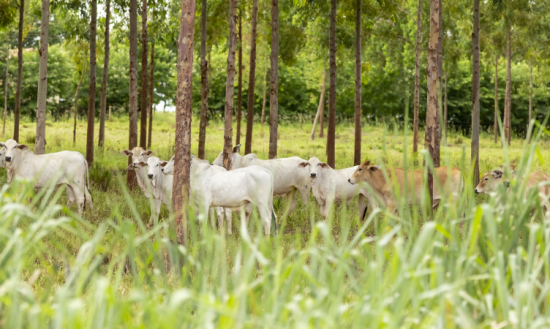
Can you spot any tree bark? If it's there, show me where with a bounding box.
[310,69,326,141]
[354,0,361,166]
[532,61,533,143]
[236,11,243,146]
[35,0,50,155]
[128,0,139,189]
[139,0,148,148]
[98,0,110,148]
[326,0,337,168]
[173,0,196,245]
[425,0,440,205]
[198,0,208,159]
[223,0,238,169]
[73,67,86,146]
[260,57,267,126]
[268,0,279,159]
[319,74,324,138]
[148,41,154,149]
[13,0,24,142]
[494,54,498,143]
[505,27,512,146]
[3,41,8,137]
[244,0,259,155]
[412,0,422,154]
[86,0,97,164]
[444,72,447,138]
[471,0,480,186]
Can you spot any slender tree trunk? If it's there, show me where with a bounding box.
[268,0,279,159]
[532,61,533,143]
[236,11,243,146]
[326,0,337,168]
[260,57,267,126]
[198,0,208,159]
[3,41,8,137]
[244,0,259,155]
[425,0,440,205]
[98,0,110,148]
[127,0,139,189]
[444,72,447,139]
[319,74,324,138]
[310,69,326,141]
[505,27,512,146]
[73,67,86,146]
[86,0,97,164]
[148,41,154,149]
[223,0,238,169]
[413,0,422,153]
[354,0,361,166]
[139,0,148,148]
[471,0,480,186]
[437,0,442,140]
[494,54,498,143]
[13,0,24,142]
[109,105,111,122]
[173,0,196,245]
[35,0,50,155]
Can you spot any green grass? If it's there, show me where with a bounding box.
[1,112,550,327]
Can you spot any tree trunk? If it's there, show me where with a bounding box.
[437,0,442,140]
[532,61,533,143]
[223,0,238,169]
[73,67,86,146]
[444,72,447,139]
[425,0,440,206]
[172,0,196,245]
[471,0,480,186]
[260,57,267,126]
[148,41,154,149]
[310,69,326,141]
[236,11,242,146]
[494,54,498,143]
[139,0,148,148]
[109,105,111,122]
[86,0,97,164]
[198,0,208,159]
[326,0,337,168]
[268,0,279,159]
[98,0,110,148]
[505,27,512,146]
[413,0,422,154]
[13,0,24,142]
[35,0,50,155]
[353,0,361,165]
[319,75,324,138]
[127,0,139,189]
[244,0,259,155]
[3,41,8,137]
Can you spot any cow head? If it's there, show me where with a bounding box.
[121,147,154,170]
[348,160,380,185]
[0,139,29,165]
[475,170,506,194]
[212,144,242,168]
[162,155,175,175]
[304,157,331,180]
[0,144,6,168]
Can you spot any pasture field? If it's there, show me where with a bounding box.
[2,112,550,327]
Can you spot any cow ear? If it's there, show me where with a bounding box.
[17,144,29,150]
[369,166,379,172]
[319,163,329,168]
[121,150,132,156]
[127,164,134,171]
[160,161,168,167]
[0,142,5,148]
[144,150,154,156]
[137,162,148,167]
[492,170,503,178]
[233,144,242,153]
[298,162,309,167]
[362,159,371,166]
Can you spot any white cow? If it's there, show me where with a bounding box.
[136,156,172,226]
[212,145,311,215]
[302,157,376,221]
[0,139,93,214]
[121,147,154,198]
[189,161,277,235]
[162,156,234,234]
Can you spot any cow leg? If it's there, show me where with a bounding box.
[69,185,86,216]
[320,200,331,221]
[358,194,368,222]
[257,204,271,235]
[214,207,224,231]
[149,198,162,227]
[244,203,253,225]
[285,189,298,216]
[225,208,233,235]
[65,185,75,209]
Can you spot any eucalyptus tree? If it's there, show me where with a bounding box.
[412,0,421,153]
[140,0,148,148]
[236,11,242,145]
[471,0,480,185]
[244,0,259,155]
[14,0,23,141]
[269,0,279,159]
[198,0,208,159]
[98,0,110,148]
[128,0,139,189]
[35,0,50,155]
[326,0,336,168]
[223,0,238,170]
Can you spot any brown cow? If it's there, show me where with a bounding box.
[348,160,463,214]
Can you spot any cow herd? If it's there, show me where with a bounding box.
[1,138,550,234]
